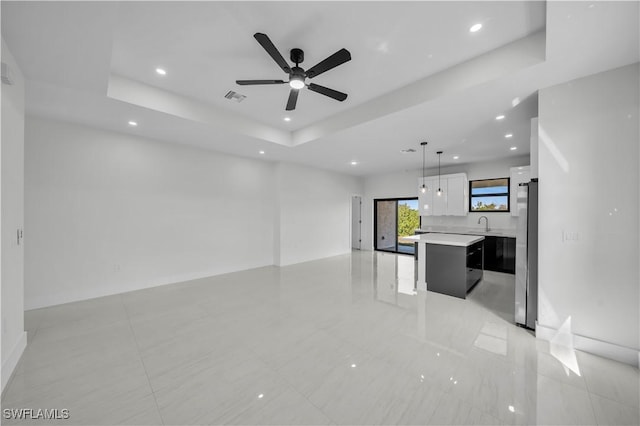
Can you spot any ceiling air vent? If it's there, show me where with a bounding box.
[224,90,246,103]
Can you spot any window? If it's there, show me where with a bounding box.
[469,178,510,212]
[374,198,420,255]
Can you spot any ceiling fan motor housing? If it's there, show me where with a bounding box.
[290,48,304,65]
[290,66,306,80]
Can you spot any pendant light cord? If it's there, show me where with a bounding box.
[437,151,443,192]
[422,144,425,182]
[420,142,428,188]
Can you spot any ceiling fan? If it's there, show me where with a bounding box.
[236,33,351,111]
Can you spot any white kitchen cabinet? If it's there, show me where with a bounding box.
[418,173,467,216]
[418,176,437,216]
[446,174,468,216]
[510,166,530,216]
[432,178,448,216]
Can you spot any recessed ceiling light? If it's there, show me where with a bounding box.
[259,150,265,155]
[376,41,390,53]
[350,161,358,166]
[128,121,138,127]
[469,23,483,33]
[505,133,513,138]
[155,68,167,76]
[453,156,460,160]
[510,146,517,151]
[283,117,291,122]
[496,115,505,120]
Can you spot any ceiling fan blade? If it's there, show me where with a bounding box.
[306,48,351,79]
[307,83,348,102]
[253,33,291,74]
[286,89,299,111]
[236,80,286,85]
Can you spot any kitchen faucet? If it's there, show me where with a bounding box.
[478,216,490,232]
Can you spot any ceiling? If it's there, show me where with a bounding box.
[2,1,639,176]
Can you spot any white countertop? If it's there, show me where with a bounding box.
[415,226,516,238]
[405,233,484,247]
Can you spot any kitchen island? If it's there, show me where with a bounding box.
[406,233,485,299]
[415,227,515,274]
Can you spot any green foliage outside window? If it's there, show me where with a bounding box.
[472,200,508,211]
[397,203,419,237]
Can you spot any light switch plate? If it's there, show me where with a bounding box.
[1,62,14,85]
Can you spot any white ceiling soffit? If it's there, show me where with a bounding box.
[107,74,292,146]
[3,1,639,176]
[107,31,544,148]
[108,1,547,129]
[291,32,544,146]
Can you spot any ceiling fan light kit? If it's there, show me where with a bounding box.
[236,32,351,111]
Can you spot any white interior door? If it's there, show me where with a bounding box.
[351,196,362,250]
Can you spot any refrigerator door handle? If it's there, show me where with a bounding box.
[515,182,529,327]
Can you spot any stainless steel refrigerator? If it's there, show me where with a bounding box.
[515,179,538,329]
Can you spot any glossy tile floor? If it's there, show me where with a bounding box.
[2,251,639,425]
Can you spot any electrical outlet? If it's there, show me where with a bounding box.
[562,230,579,243]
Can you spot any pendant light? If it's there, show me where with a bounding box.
[436,151,444,197]
[420,142,428,193]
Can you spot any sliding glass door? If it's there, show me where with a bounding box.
[374,198,419,255]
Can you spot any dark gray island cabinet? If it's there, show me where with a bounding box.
[407,233,484,299]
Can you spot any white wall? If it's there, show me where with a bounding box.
[1,39,27,392]
[361,156,530,250]
[25,117,276,309]
[537,63,639,364]
[275,162,363,266]
[24,117,364,308]
[362,170,417,252]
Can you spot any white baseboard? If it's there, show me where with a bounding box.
[25,262,275,310]
[2,331,27,392]
[536,323,639,367]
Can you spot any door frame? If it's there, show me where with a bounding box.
[350,194,363,250]
[373,197,420,255]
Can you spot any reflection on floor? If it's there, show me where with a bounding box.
[3,251,638,425]
[467,269,517,323]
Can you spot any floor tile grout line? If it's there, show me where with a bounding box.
[425,381,457,426]
[576,352,640,408]
[241,342,340,426]
[9,251,638,425]
[200,342,296,425]
[121,294,166,426]
[585,383,605,425]
[534,367,587,390]
[585,385,640,410]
